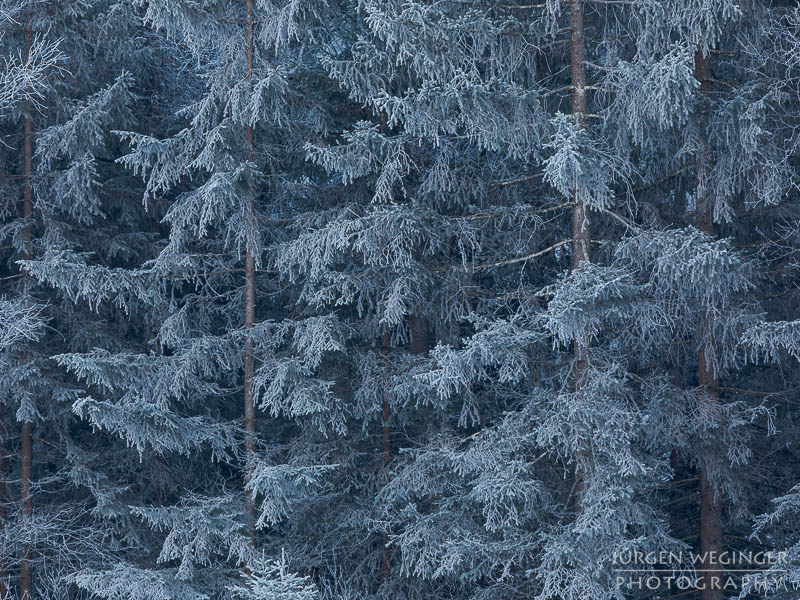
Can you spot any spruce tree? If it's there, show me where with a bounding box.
[34,1,355,597]
[0,1,175,597]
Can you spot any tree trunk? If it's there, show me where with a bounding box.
[408,316,428,356]
[694,47,724,600]
[380,330,391,584]
[243,0,258,546]
[378,105,393,585]
[20,9,34,599]
[381,332,392,470]
[0,402,7,600]
[20,421,32,600]
[570,0,588,273]
[570,0,590,500]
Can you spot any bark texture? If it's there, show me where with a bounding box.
[20,9,35,599]
[694,47,724,600]
[243,0,258,545]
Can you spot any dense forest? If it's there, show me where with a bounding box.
[1,0,800,599]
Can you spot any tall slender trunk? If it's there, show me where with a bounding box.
[694,47,724,600]
[20,421,32,600]
[0,403,7,600]
[379,112,391,475]
[378,104,392,585]
[243,0,258,545]
[380,330,391,584]
[570,0,590,499]
[570,0,588,273]
[381,331,392,469]
[19,9,34,599]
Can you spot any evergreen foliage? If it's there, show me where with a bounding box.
[0,1,799,600]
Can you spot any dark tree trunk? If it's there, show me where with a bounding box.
[570,0,590,500]
[381,332,392,469]
[379,106,393,586]
[243,0,258,546]
[694,47,724,600]
[380,330,391,584]
[570,0,588,273]
[570,0,589,330]
[0,402,7,600]
[20,421,32,600]
[20,9,34,599]
[408,316,428,356]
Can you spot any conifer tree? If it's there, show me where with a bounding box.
[0,1,173,597]
[0,4,60,598]
[32,1,357,597]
